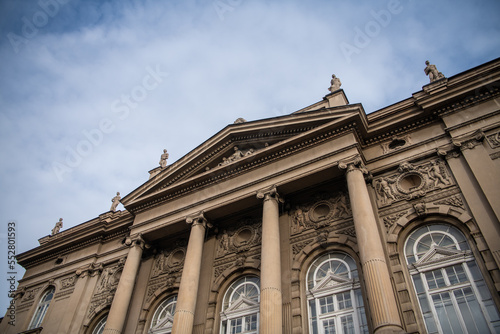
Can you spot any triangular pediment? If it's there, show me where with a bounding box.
[310,271,353,293]
[149,312,173,333]
[122,105,362,210]
[415,245,467,266]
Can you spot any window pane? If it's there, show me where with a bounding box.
[244,314,258,331]
[432,292,464,334]
[454,287,489,334]
[323,319,336,334]
[320,295,335,314]
[446,265,468,285]
[337,291,352,310]
[425,270,446,289]
[230,318,242,334]
[341,314,354,334]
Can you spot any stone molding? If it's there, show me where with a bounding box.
[452,130,485,151]
[338,155,368,175]
[216,218,262,258]
[256,185,281,202]
[486,131,500,148]
[290,191,351,234]
[186,211,212,229]
[131,123,358,214]
[373,159,453,208]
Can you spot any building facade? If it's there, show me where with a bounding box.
[3,58,500,334]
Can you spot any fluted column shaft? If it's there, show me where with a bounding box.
[340,159,403,334]
[103,235,145,334]
[172,213,210,334]
[257,186,283,334]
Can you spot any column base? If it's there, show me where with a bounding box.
[374,324,407,334]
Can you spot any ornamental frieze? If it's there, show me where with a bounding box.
[95,258,125,295]
[486,132,500,148]
[290,191,351,235]
[60,275,77,289]
[374,159,452,208]
[151,246,187,278]
[216,218,262,258]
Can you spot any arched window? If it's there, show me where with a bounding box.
[405,224,500,333]
[220,276,260,334]
[306,252,368,334]
[149,295,177,334]
[28,287,55,329]
[92,314,107,334]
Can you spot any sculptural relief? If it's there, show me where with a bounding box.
[290,192,351,234]
[374,159,453,207]
[215,218,261,257]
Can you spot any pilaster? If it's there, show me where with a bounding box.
[452,130,500,222]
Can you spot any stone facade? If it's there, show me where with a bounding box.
[2,58,500,334]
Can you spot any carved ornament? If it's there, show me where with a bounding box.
[216,218,262,258]
[452,130,485,151]
[338,156,368,174]
[486,132,500,148]
[151,247,186,278]
[290,191,351,234]
[374,159,452,208]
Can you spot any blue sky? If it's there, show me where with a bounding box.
[0,0,499,315]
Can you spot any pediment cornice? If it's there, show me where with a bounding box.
[122,107,363,213]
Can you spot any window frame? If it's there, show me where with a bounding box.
[306,252,368,334]
[404,224,500,334]
[28,287,55,330]
[220,275,260,334]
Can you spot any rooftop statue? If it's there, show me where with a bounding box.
[328,74,342,93]
[159,149,169,168]
[51,218,63,235]
[110,192,121,212]
[424,60,445,83]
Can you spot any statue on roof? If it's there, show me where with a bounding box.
[159,149,169,168]
[424,60,445,83]
[328,74,342,93]
[51,218,63,235]
[110,192,121,212]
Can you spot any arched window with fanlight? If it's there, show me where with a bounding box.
[405,224,500,333]
[28,287,55,329]
[306,252,368,334]
[149,295,177,334]
[220,275,260,334]
[91,314,107,334]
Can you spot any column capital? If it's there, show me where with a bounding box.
[256,185,283,202]
[452,130,485,151]
[437,147,461,160]
[338,156,368,174]
[124,233,149,250]
[186,211,213,229]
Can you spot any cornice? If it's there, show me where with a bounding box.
[435,86,500,117]
[17,212,133,268]
[130,142,358,234]
[128,121,359,214]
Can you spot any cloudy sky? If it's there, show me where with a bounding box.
[0,0,499,314]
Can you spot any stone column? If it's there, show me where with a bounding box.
[172,212,211,334]
[103,235,146,334]
[256,185,283,334]
[339,158,404,334]
[439,148,500,278]
[453,131,500,222]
